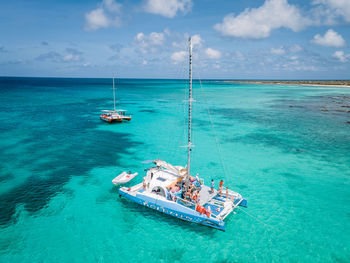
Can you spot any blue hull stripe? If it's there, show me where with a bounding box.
[119,189,226,231]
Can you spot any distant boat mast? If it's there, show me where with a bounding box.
[113,76,116,112]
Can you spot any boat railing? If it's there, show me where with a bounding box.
[220,198,244,220]
[176,196,196,207]
[232,197,244,210]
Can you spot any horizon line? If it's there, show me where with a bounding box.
[1,76,349,81]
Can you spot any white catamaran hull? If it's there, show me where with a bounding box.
[119,185,227,231]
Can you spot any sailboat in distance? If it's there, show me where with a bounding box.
[118,37,247,231]
[100,76,131,123]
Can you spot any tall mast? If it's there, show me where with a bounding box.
[113,76,116,112]
[187,37,193,174]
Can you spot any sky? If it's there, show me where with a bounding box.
[0,0,350,79]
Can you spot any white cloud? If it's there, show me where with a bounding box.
[312,0,350,23]
[85,8,109,31]
[150,32,165,45]
[172,34,203,51]
[332,50,350,62]
[103,0,122,12]
[63,54,81,62]
[36,49,83,63]
[289,44,302,52]
[135,32,165,46]
[271,47,285,55]
[311,29,345,47]
[205,48,221,59]
[214,0,309,39]
[144,0,192,18]
[191,34,203,48]
[85,0,122,31]
[135,33,144,41]
[134,31,165,54]
[171,51,186,63]
[164,28,171,36]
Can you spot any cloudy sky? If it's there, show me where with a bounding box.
[1,0,350,79]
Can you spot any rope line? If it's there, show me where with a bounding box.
[197,77,229,179]
[197,78,272,230]
[237,206,273,229]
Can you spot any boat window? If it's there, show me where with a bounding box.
[151,186,166,197]
[156,177,166,182]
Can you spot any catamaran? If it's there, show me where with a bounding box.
[100,77,131,123]
[118,37,247,231]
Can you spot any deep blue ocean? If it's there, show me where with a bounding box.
[0,77,349,262]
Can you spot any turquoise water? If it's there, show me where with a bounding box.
[0,77,349,262]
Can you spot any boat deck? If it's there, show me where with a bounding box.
[199,185,217,205]
[204,203,224,216]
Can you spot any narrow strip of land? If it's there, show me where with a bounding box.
[223,80,350,87]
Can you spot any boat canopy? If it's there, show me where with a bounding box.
[153,159,187,177]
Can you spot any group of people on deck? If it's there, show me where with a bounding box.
[166,175,233,218]
[183,181,200,203]
[165,174,202,203]
[211,179,231,200]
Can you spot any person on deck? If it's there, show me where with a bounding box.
[195,173,201,189]
[210,179,214,193]
[143,177,146,189]
[206,205,212,217]
[192,191,198,203]
[185,190,191,200]
[219,180,224,196]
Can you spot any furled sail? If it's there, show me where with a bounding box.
[153,159,186,176]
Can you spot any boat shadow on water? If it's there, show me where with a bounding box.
[100,120,132,125]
